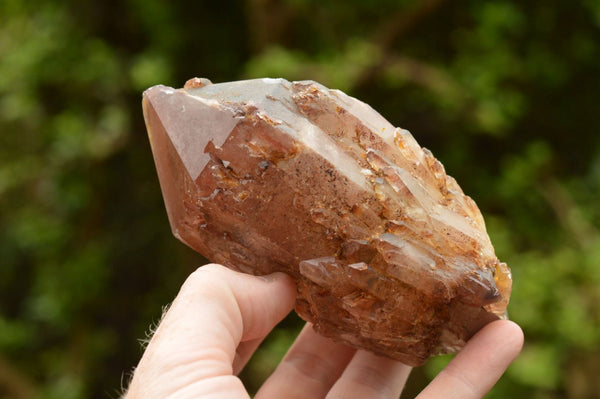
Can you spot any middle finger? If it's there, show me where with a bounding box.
[326,349,412,399]
[255,323,356,398]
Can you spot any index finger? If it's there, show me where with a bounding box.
[416,320,524,399]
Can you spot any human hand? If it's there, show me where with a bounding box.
[124,264,523,398]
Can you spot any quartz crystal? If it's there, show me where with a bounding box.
[142,77,512,366]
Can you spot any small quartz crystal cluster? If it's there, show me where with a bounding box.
[143,77,512,366]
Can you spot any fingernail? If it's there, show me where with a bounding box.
[257,272,281,283]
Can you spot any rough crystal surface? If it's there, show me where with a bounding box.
[142,77,512,366]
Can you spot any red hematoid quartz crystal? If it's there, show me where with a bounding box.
[142,77,512,366]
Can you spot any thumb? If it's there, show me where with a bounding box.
[126,264,296,399]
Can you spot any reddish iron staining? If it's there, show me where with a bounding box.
[143,77,511,366]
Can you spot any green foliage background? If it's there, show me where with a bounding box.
[1,0,600,397]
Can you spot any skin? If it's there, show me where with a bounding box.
[124,264,524,399]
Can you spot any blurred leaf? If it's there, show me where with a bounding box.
[508,344,562,389]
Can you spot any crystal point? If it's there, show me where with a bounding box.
[143,77,512,366]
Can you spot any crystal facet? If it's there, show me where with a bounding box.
[143,77,512,366]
